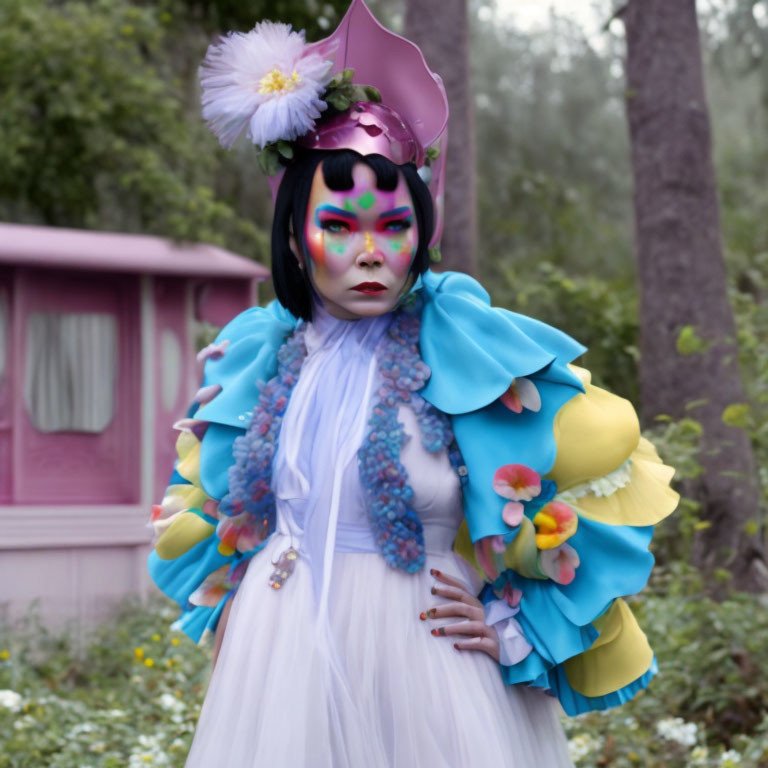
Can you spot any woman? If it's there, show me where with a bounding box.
[147,2,678,765]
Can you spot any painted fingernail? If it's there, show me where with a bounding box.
[430,587,436,595]
[431,628,439,636]
[454,643,460,651]
[419,612,427,621]
[427,608,436,618]
[430,568,441,577]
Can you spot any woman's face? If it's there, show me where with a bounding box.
[297,161,419,320]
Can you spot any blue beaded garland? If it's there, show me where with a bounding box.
[215,297,467,580]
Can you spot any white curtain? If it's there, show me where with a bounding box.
[160,328,182,412]
[24,312,117,433]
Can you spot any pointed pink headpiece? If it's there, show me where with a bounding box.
[269,0,450,246]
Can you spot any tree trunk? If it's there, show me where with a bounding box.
[623,0,766,591]
[404,0,477,275]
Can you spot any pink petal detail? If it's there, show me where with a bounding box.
[502,501,525,527]
[500,380,523,413]
[202,500,219,519]
[504,585,523,607]
[474,538,500,582]
[196,339,230,364]
[539,544,580,585]
[492,464,542,501]
[194,383,222,405]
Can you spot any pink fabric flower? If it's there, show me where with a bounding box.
[493,464,541,501]
[474,536,503,582]
[539,543,580,585]
[194,383,223,406]
[500,377,541,413]
[189,565,231,607]
[533,501,578,550]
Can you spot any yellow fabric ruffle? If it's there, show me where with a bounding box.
[564,598,653,697]
[571,437,678,527]
[175,430,203,487]
[155,511,215,560]
[548,365,640,491]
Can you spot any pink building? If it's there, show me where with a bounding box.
[0,222,268,633]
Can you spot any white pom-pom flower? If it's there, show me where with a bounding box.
[199,22,335,149]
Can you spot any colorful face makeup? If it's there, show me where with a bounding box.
[300,162,419,320]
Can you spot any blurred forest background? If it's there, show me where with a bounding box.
[1,0,767,766]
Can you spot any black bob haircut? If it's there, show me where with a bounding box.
[271,148,434,322]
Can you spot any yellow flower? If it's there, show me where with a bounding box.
[0,649,10,660]
[171,638,180,647]
[151,633,161,642]
[134,647,145,660]
[144,658,155,668]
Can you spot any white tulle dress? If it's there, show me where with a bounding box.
[184,306,574,768]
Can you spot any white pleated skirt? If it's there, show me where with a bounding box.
[184,531,574,767]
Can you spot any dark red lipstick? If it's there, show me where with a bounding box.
[352,282,387,295]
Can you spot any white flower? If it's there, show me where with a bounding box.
[656,716,698,747]
[199,21,335,149]
[690,746,709,766]
[13,714,35,730]
[67,722,98,738]
[158,692,185,713]
[567,733,602,762]
[0,689,22,712]
[720,749,741,766]
[623,716,639,731]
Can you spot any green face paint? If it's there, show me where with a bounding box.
[330,243,346,255]
[357,191,376,210]
[344,198,355,213]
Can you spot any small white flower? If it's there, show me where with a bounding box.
[567,732,602,761]
[656,716,698,747]
[199,21,336,149]
[67,722,98,738]
[157,693,185,713]
[720,749,741,766]
[0,689,22,712]
[138,734,160,749]
[13,714,35,730]
[623,716,639,731]
[690,746,709,766]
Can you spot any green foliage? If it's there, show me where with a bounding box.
[676,324,710,356]
[0,598,211,767]
[169,0,352,40]
[722,402,752,429]
[4,585,768,766]
[560,563,768,767]
[0,0,265,259]
[472,10,634,285]
[486,260,639,402]
[729,252,768,507]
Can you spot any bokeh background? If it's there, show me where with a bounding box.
[1,0,767,765]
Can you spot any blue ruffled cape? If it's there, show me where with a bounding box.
[148,269,666,715]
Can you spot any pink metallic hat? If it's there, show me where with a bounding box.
[199,0,449,245]
[278,0,449,246]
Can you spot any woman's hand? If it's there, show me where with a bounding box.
[421,568,500,662]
